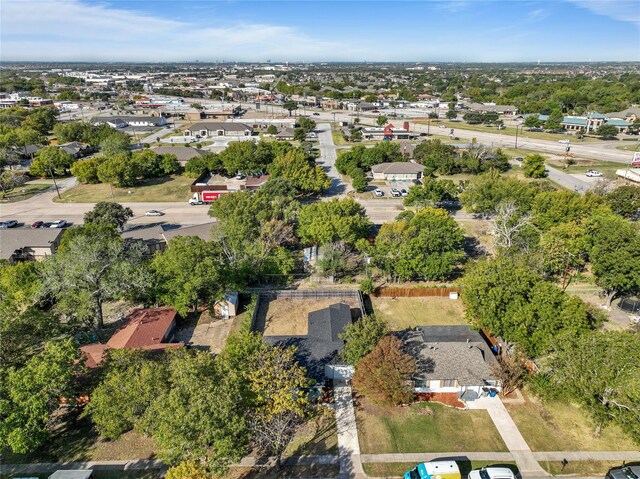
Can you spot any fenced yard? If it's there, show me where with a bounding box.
[371,296,467,330]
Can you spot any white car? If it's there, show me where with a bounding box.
[400,188,409,197]
[558,139,570,144]
[585,170,603,177]
[390,188,401,197]
[468,467,516,479]
[49,220,67,228]
[374,189,384,197]
[145,210,165,216]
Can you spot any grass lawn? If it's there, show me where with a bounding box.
[546,158,622,177]
[0,183,51,203]
[371,297,466,330]
[332,128,348,145]
[2,473,161,479]
[284,409,338,456]
[55,175,193,203]
[363,461,517,478]
[615,143,640,152]
[356,400,508,454]
[416,120,601,143]
[539,460,622,477]
[2,409,156,464]
[505,393,637,451]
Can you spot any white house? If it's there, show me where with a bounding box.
[400,326,501,400]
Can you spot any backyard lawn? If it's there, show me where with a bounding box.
[55,175,193,203]
[505,394,637,451]
[356,400,507,454]
[371,297,466,330]
[363,461,517,478]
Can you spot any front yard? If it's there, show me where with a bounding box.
[371,296,467,330]
[356,400,508,454]
[505,393,637,451]
[54,175,193,203]
[0,183,51,203]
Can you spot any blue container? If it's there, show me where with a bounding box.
[489,390,498,398]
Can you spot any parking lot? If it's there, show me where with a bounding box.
[367,179,419,198]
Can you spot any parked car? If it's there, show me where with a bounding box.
[0,220,18,229]
[528,127,544,132]
[390,188,401,197]
[558,139,570,144]
[404,461,461,479]
[313,112,320,116]
[374,189,384,197]
[468,467,515,479]
[585,169,603,177]
[400,188,408,197]
[145,210,164,216]
[439,124,446,129]
[514,157,524,162]
[412,179,422,185]
[31,221,44,229]
[49,220,67,228]
[605,465,640,479]
[235,173,246,180]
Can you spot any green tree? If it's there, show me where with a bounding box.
[462,256,594,356]
[293,127,307,142]
[403,178,457,208]
[42,226,150,330]
[71,157,101,183]
[151,236,228,315]
[84,201,134,231]
[589,213,640,306]
[532,190,604,231]
[183,156,208,178]
[297,198,371,245]
[53,121,90,143]
[350,167,368,193]
[446,109,458,120]
[460,171,539,215]
[269,149,330,194]
[522,153,547,178]
[20,108,57,135]
[605,185,640,219]
[524,115,542,128]
[412,139,457,176]
[84,349,168,440]
[282,101,298,116]
[97,153,141,187]
[544,109,564,130]
[595,124,619,138]
[353,336,415,406]
[376,115,388,127]
[0,170,28,198]
[297,117,316,133]
[99,132,131,157]
[339,315,388,365]
[266,125,278,135]
[29,146,75,177]
[546,331,640,443]
[0,339,80,454]
[373,207,465,281]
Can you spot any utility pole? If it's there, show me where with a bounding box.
[50,167,61,200]
[515,125,519,149]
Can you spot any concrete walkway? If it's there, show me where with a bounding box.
[334,383,366,479]
[468,396,549,478]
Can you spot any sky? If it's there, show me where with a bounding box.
[1,0,639,62]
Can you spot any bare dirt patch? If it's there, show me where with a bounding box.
[256,298,361,336]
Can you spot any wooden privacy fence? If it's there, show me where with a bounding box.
[374,287,461,298]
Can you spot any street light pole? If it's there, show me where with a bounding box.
[515,125,519,149]
[50,167,61,200]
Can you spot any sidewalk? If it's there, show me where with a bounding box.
[467,396,549,478]
[334,382,366,479]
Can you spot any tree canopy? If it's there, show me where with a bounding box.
[297,198,371,245]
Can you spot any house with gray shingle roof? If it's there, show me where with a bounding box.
[399,325,500,398]
[371,161,424,180]
[183,122,253,138]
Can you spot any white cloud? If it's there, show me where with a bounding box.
[528,8,549,21]
[565,0,640,26]
[0,0,350,61]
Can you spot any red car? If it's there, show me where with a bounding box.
[31,221,44,229]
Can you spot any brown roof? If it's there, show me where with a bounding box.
[80,307,180,367]
[245,174,270,187]
[108,307,177,349]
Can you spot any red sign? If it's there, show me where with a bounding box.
[632,152,640,167]
[202,191,226,202]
